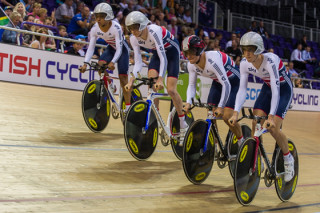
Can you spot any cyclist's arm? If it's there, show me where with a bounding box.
[110,23,123,64]
[266,61,280,116]
[130,35,142,78]
[186,63,197,104]
[84,29,97,63]
[211,53,231,108]
[234,60,249,113]
[151,27,167,78]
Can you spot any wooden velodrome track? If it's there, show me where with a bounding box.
[0,81,319,213]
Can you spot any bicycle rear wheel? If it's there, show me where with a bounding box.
[82,80,110,133]
[275,139,299,201]
[170,109,194,161]
[124,100,158,160]
[227,124,252,178]
[182,120,215,185]
[234,138,262,205]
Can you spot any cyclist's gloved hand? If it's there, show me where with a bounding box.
[155,77,164,91]
[79,63,87,73]
[107,62,115,70]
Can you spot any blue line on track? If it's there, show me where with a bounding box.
[245,202,320,212]
[0,144,320,155]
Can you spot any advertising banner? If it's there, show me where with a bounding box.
[1,43,319,112]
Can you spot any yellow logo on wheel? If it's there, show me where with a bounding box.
[240,145,248,163]
[288,143,294,151]
[240,191,249,202]
[292,176,297,192]
[233,135,238,144]
[129,138,139,154]
[172,126,177,145]
[88,84,96,94]
[133,89,141,97]
[106,99,110,116]
[153,128,158,147]
[278,178,283,190]
[88,118,97,129]
[186,132,193,152]
[195,172,206,181]
[209,131,214,146]
[134,104,145,112]
[258,155,261,176]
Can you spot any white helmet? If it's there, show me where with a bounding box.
[94,3,114,20]
[240,32,264,55]
[125,11,150,31]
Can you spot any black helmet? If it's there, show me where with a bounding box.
[182,35,206,56]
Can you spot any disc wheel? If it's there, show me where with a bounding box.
[227,124,251,178]
[82,80,110,133]
[275,140,299,201]
[234,138,262,205]
[182,120,215,185]
[170,109,194,160]
[124,101,158,160]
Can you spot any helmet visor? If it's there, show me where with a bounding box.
[183,48,197,58]
[95,13,107,20]
[240,45,257,53]
[127,24,140,32]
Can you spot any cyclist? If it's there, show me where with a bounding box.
[228,32,294,182]
[182,35,245,146]
[124,11,188,145]
[79,3,132,112]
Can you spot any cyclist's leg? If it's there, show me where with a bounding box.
[117,44,131,109]
[222,75,243,142]
[166,42,187,129]
[148,50,161,110]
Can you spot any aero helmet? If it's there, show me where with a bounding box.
[182,35,206,56]
[94,3,114,20]
[125,11,150,31]
[240,32,265,55]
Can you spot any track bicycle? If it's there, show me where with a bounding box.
[182,99,251,184]
[81,61,142,132]
[124,76,194,161]
[233,109,299,205]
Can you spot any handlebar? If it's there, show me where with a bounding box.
[133,76,159,88]
[81,62,113,74]
[241,108,268,122]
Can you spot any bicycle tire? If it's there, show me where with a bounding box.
[182,120,215,185]
[227,124,252,178]
[275,139,299,201]
[234,138,262,205]
[124,100,158,160]
[82,80,110,133]
[170,109,194,161]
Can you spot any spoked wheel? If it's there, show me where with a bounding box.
[124,100,158,160]
[170,109,194,160]
[82,80,110,133]
[227,124,252,178]
[120,88,142,122]
[275,139,299,201]
[234,138,262,205]
[182,120,215,185]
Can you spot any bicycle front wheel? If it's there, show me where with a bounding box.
[124,101,158,160]
[275,139,299,201]
[170,109,194,161]
[82,80,110,133]
[182,120,215,185]
[227,124,252,178]
[234,138,262,205]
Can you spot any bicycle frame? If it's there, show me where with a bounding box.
[143,87,179,140]
[250,119,284,179]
